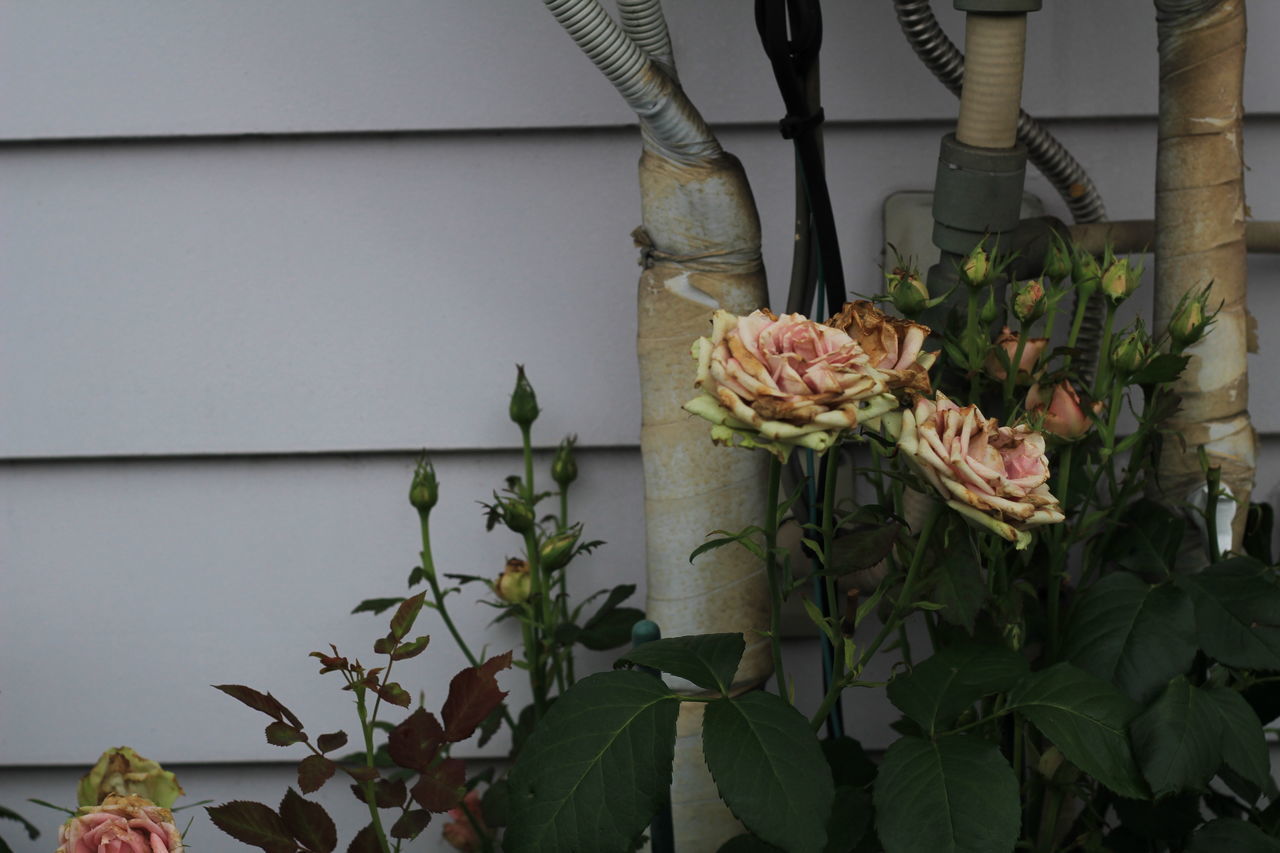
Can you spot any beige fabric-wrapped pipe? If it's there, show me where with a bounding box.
[1153,0,1256,549]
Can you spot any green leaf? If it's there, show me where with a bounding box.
[392,635,431,661]
[703,692,834,853]
[1099,500,1184,574]
[206,801,295,853]
[824,787,872,853]
[824,523,902,575]
[690,527,766,563]
[389,591,426,641]
[1187,818,1280,853]
[821,736,877,789]
[1131,677,1223,796]
[617,634,745,694]
[1203,686,1276,796]
[1005,663,1147,799]
[0,805,39,841]
[887,642,1028,735]
[506,671,679,853]
[279,788,337,853]
[578,607,645,651]
[351,597,404,616]
[873,735,1019,853]
[1181,556,1280,669]
[718,836,784,852]
[920,549,986,634]
[297,754,335,794]
[265,721,308,747]
[1062,573,1196,703]
[1133,353,1190,385]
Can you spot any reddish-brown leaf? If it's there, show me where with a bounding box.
[206,800,295,853]
[316,731,348,754]
[346,824,381,853]
[348,776,407,809]
[441,652,513,742]
[372,633,396,656]
[310,651,349,674]
[265,721,308,747]
[392,635,431,661]
[388,708,445,771]
[374,681,411,708]
[389,592,427,641]
[297,755,336,794]
[279,788,337,853]
[342,765,380,783]
[389,809,433,840]
[213,684,296,724]
[410,757,466,812]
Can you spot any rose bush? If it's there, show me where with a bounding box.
[897,393,1064,548]
[683,305,917,459]
[57,794,183,853]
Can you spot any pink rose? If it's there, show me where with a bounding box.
[57,794,183,853]
[442,789,488,853]
[984,327,1048,384]
[897,393,1065,548]
[685,307,902,457]
[1025,381,1102,441]
[826,300,936,396]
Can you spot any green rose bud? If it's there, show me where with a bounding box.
[886,268,930,317]
[539,529,580,572]
[500,496,535,535]
[1100,257,1142,304]
[552,435,578,489]
[1043,234,1073,283]
[495,557,532,604]
[979,286,1000,326]
[408,455,439,515]
[509,364,540,428]
[1071,247,1101,298]
[960,244,991,289]
[1012,279,1046,323]
[1111,329,1149,375]
[1169,295,1208,349]
[77,747,184,809]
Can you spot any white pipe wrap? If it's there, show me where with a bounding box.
[956,13,1027,149]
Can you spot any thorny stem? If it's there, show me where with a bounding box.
[355,687,393,853]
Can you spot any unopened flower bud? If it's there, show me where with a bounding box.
[509,364,540,428]
[979,287,1000,326]
[1169,295,1209,349]
[1100,258,1142,304]
[1012,279,1046,323]
[409,456,439,515]
[500,497,534,534]
[887,269,930,317]
[960,244,991,289]
[1043,234,1073,283]
[495,558,531,605]
[539,530,579,572]
[552,435,578,489]
[1111,330,1149,375]
[1071,248,1101,298]
[1026,381,1102,441]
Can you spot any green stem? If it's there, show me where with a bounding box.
[764,455,789,703]
[966,287,983,402]
[524,529,549,716]
[355,688,393,853]
[1092,302,1117,399]
[1047,445,1074,658]
[558,488,576,686]
[1065,288,1092,364]
[855,500,943,670]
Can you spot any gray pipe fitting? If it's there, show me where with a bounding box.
[931,132,1028,254]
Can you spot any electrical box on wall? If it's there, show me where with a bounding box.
[882,190,1045,274]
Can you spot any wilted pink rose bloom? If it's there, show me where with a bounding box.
[898,393,1065,547]
[984,327,1048,384]
[685,307,903,456]
[827,300,936,395]
[1025,381,1102,441]
[57,794,183,853]
[442,789,488,852]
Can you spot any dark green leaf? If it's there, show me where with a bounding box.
[1133,353,1190,385]
[1244,503,1275,564]
[1006,663,1147,799]
[821,736,877,789]
[316,731,348,754]
[873,735,1019,853]
[1131,677,1223,796]
[690,528,766,563]
[1113,794,1202,842]
[346,824,381,853]
[297,755,336,794]
[0,805,39,840]
[407,566,426,588]
[921,549,986,634]
[578,607,645,651]
[442,651,513,742]
[389,592,426,641]
[583,584,636,625]
[279,788,336,853]
[206,801,295,853]
[392,635,431,661]
[374,682,411,708]
[718,836,784,852]
[482,777,512,828]
[372,634,396,655]
[389,809,432,840]
[1181,556,1280,669]
[824,787,871,853]
[1100,499,1184,574]
[703,692,834,853]
[825,524,901,575]
[265,721,308,747]
[1187,818,1280,853]
[351,597,404,616]
[888,642,1028,735]
[617,634,745,694]
[1203,686,1275,796]
[506,671,679,853]
[1063,574,1196,703]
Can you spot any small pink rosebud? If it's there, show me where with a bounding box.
[985,328,1048,384]
[1012,279,1046,323]
[1026,381,1101,441]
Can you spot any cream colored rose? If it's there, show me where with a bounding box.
[684,308,900,459]
[57,794,183,853]
[898,393,1065,548]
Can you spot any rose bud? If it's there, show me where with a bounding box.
[498,496,534,534]
[508,364,540,428]
[1100,257,1142,304]
[1111,329,1149,376]
[442,789,490,852]
[539,529,579,572]
[1071,247,1101,298]
[1012,279,1046,323]
[979,287,1000,326]
[57,794,183,853]
[985,327,1048,384]
[1169,292,1210,349]
[1043,234,1073,283]
[960,243,991,289]
[1026,381,1101,441]
[409,455,439,515]
[77,747,184,809]
[495,558,531,604]
[887,269,930,317]
[551,435,578,489]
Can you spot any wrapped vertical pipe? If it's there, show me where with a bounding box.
[1153,0,1255,549]
[543,1,770,848]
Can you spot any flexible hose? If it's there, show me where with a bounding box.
[544,0,719,162]
[618,0,678,79]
